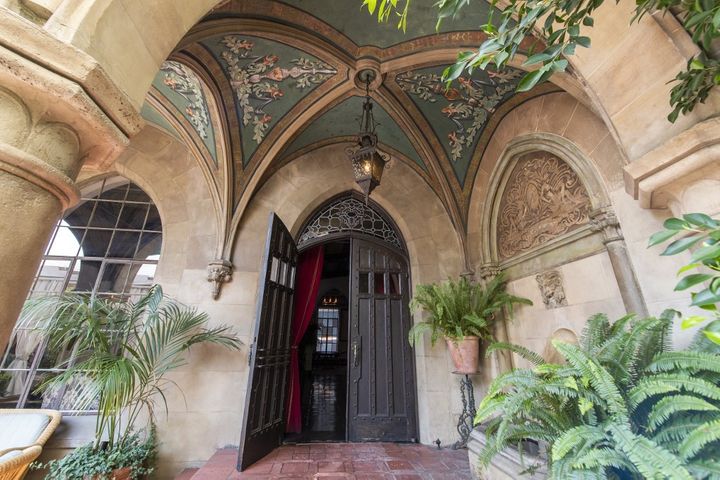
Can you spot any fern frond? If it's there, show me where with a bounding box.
[630,373,720,406]
[609,423,693,480]
[551,425,606,461]
[486,341,545,366]
[570,447,634,472]
[647,351,720,375]
[679,419,720,460]
[580,313,611,354]
[647,395,719,431]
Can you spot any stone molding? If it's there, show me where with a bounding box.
[623,117,720,209]
[0,141,79,209]
[0,8,142,136]
[207,259,233,300]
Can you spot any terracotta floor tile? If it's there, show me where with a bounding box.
[178,443,470,479]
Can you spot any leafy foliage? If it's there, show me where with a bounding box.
[35,429,156,480]
[19,285,242,451]
[361,0,720,123]
[475,310,720,478]
[408,273,532,346]
[649,212,720,344]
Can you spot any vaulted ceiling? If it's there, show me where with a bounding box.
[141,0,563,233]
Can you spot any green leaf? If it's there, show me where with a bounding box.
[691,288,720,307]
[675,273,713,291]
[516,69,544,92]
[575,36,591,48]
[583,16,594,27]
[661,235,703,256]
[523,52,553,66]
[703,320,720,345]
[683,213,719,229]
[364,0,377,14]
[682,315,708,329]
[678,263,702,275]
[664,217,689,230]
[648,229,679,247]
[691,242,720,263]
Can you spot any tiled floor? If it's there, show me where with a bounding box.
[181,443,473,479]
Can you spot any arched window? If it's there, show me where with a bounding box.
[0,176,163,409]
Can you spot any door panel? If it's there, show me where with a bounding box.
[348,238,417,442]
[238,213,297,471]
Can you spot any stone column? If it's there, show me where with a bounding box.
[0,11,141,352]
[478,263,514,373]
[589,207,649,318]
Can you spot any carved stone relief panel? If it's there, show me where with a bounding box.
[535,269,568,309]
[496,151,591,260]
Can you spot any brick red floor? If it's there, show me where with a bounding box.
[180,443,472,479]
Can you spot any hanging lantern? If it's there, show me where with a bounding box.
[347,70,387,203]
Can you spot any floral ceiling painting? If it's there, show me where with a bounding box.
[397,65,523,185]
[204,34,337,165]
[152,61,217,165]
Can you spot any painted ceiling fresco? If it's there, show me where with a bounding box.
[140,103,181,141]
[200,34,337,165]
[152,61,217,165]
[283,95,425,169]
[396,65,524,185]
[279,0,495,48]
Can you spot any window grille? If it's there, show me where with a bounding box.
[0,177,162,410]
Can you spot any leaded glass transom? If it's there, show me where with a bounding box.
[298,197,401,249]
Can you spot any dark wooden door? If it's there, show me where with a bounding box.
[348,238,417,442]
[238,213,297,471]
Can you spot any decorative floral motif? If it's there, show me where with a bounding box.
[397,68,523,162]
[160,61,211,139]
[299,197,401,248]
[218,35,336,144]
[497,151,591,259]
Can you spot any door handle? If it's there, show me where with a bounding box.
[352,341,360,367]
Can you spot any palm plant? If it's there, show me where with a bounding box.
[408,273,532,346]
[476,310,720,479]
[19,285,241,451]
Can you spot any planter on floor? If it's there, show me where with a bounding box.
[467,427,547,479]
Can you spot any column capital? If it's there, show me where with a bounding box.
[589,207,623,244]
[478,263,501,281]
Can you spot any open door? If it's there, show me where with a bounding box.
[348,238,417,442]
[238,213,297,471]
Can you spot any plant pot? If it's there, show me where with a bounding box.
[446,336,480,373]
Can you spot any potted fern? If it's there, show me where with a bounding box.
[20,285,241,480]
[408,273,531,373]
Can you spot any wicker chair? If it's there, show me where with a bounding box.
[0,410,61,480]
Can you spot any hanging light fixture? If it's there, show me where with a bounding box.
[346,70,387,203]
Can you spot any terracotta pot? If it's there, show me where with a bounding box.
[86,467,133,480]
[446,336,480,374]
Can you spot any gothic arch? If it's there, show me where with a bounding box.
[480,133,611,266]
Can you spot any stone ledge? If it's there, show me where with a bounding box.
[0,7,143,138]
[467,428,548,479]
[623,117,720,209]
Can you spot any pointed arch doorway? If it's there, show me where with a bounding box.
[238,192,418,470]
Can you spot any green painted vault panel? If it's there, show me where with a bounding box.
[201,34,338,166]
[140,102,181,140]
[397,64,524,185]
[152,61,217,165]
[278,0,495,48]
[284,95,425,169]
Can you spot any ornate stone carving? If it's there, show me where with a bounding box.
[535,270,567,309]
[497,151,591,260]
[478,263,501,281]
[207,259,233,299]
[589,207,623,244]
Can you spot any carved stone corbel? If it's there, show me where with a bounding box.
[478,263,501,281]
[207,259,233,300]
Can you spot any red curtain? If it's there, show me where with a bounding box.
[285,245,324,433]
